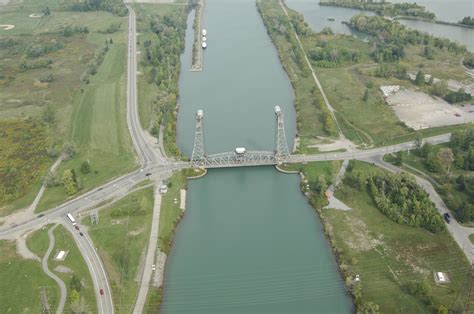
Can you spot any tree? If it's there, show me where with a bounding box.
[69,289,81,313]
[420,143,432,158]
[70,273,82,292]
[63,169,78,195]
[42,105,55,124]
[394,151,404,166]
[62,142,76,159]
[80,161,91,174]
[362,89,369,101]
[357,301,380,314]
[414,134,423,150]
[415,70,425,86]
[431,80,448,97]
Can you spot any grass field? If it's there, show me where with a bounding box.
[27,224,97,312]
[259,0,472,150]
[316,161,473,312]
[83,187,154,313]
[0,0,134,213]
[36,25,136,212]
[0,239,60,313]
[158,170,187,255]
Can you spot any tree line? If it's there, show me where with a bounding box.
[345,167,446,233]
[320,1,436,20]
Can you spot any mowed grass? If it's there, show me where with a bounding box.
[158,170,187,255]
[0,239,60,313]
[27,224,97,312]
[83,187,154,313]
[37,29,136,212]
[322,161,472,312]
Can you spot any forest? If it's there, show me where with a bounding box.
[320,1,436,20]
[345,167,446,233]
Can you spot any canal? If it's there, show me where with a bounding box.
[161,0,353,312]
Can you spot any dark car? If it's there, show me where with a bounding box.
[37,214,45,218]
[79,232,84,236]
[100,288,104,295]
[443,213,451,223]
[75,225,80,230]
[145,173,152,176]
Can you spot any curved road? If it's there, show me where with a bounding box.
[42,224,67,314]
[63,222,114,314]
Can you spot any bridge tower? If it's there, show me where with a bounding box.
[191,109,205,167]
[275,106,290,162]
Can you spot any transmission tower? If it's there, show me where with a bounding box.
[275,105,290,162]
[191,109,205,167]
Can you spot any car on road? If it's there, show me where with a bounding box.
[75,225,80,230]
[444,213,451,223]
[100,288,104,295]
[79,232,84,236]
[152,264,156,271]
[145,173,152,176]
[37,214,44,218]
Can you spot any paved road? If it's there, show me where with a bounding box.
[42,224,67,314]
[64,221,115,314]
[289,133,451,163]
[133,183,164,313]
[366,155,474,263]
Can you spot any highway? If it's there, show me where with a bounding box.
[64,221,115,314]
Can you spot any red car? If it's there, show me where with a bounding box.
[100,288,104,295]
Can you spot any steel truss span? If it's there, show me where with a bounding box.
[190,107,291,169]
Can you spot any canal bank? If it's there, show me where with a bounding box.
[161,0,353,312]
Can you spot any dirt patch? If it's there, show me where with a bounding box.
[129,227,144,236]
[343,215,384,252]
[386,89,474,130]
[54,265,73,273]
[0,24,15,31]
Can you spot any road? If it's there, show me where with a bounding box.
[133,183,164,313]
[366,155,474,263]
[64,221,115,314]
[42,224,67,314]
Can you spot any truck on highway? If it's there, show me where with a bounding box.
[66,213,77,226]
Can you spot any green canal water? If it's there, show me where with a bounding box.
[162,0,353,312]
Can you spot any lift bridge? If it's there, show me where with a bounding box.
[190,106,291,168]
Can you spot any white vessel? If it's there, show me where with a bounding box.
[202,36,207,42]
[202,42,207,49]
[202,29,207,36]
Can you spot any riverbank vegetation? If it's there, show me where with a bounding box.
[0,239,60,313]
[134,3,192,158]
[84,187,154,313]
[320,0,436,20]
[0,0,136,214]
[459,16,474,27]
[257,0,339,153]
[27,224,97,312]
[260,0,472,148]
[295,160,472,312]
[386,129,474,224]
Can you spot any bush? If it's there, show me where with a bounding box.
[80,161,91,174]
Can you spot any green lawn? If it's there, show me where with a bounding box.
[0,239,60,313]
[158,170,187,255]
[83,187,154,313]
[27,224,97,312]
[319,161,473,312]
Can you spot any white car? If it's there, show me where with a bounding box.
[151,264,156,271]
